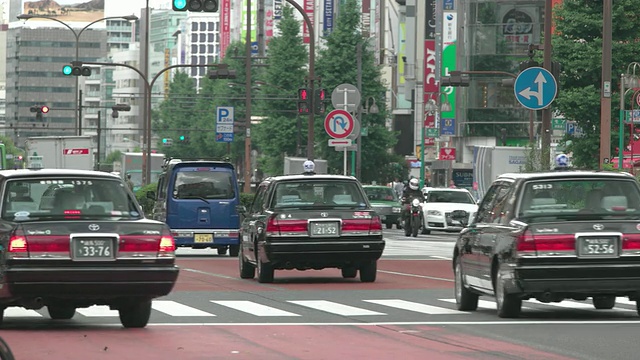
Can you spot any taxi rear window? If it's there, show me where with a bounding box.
[272,180,366,208]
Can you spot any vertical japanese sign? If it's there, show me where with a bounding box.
[323,0,334,35]
[374,0,381,62]
[265,0,274,44]
[220,0,231,60]
[274,0,283,19]
[241,0,257,44]
[164,49,170,98]
[398,22,406,85]
[423,0,437,147]
[441,3,457,134]
[362,0,371,37]
[303,0,315,44]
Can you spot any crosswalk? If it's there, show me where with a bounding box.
[382,239,454,259]
[3,297,638,320]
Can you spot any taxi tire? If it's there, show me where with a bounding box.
[342,267,358,278]
[47,305,76,320]
[592,296,616,310]
[494,263,522,318]
[0,308,4,325]
[229,245,240,257]
[454,258,478,311]
[119,300,152,328]
[239,245,256,279]
[385,223,393,229]
[256,252,274,283]
[360,261,377,282]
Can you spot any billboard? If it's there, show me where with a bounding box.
[22,0,105,24]
[303,0,314,44]
[220,0,231,59]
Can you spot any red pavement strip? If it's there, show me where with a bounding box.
[174,259,454,291]
[1,325,573,360]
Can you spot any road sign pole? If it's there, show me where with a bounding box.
[620,74,625,169]
[344,147,347,175]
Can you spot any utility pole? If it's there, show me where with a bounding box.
[96,110,101,170]
[600,0,612,168]
[244,0,253,194]
[356,42,363,179]
[541,0,553,169]
[78,90,83,136]
[257,0,265,57]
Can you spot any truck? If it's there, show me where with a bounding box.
[284,157,328,175]
[472,146,528,199]
[25,136,95,171]
[121,152,166,191]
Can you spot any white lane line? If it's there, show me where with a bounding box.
[439,298,534,310]
[152,300,216,317]
[364,299,465,315]
[146,320,640,326]
[613,298,636,306]
[4,307,42,317]
[211,300,300,317]
[76,306,119,317]
[377,270,454,282]
[288,300,386,316]
[527,299,634,312]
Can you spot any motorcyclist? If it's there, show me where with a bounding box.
[401,178,425,222]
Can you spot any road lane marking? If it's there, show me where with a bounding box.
[153,300,216,317]
[526,299,634,312]
[4,307,42,317]
[76,306,119,317]
[378,270,454,282]
[288,300,386,316]
[211,300,300,317]
[439,298,534,310]
[364,299,465,315]
[145,320,640,326]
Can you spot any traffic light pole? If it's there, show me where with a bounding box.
[244,0,253,193]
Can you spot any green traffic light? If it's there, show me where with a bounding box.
[173,0,187,10]
[62,65,73,76]
[179,135,185,141]
[162,138,168,143]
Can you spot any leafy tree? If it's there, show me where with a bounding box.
[253,5,309,175]
[104,150,123,164]
[0,136,27,169]
[553,0,640,168]
[315,0,398,183]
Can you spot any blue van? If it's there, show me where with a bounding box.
[149,159,242,256]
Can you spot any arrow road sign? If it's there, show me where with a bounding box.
[328,138,353,146]
[514,67,558,110]
[324,109,355,139]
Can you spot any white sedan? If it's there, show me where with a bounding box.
[420,188,478,234]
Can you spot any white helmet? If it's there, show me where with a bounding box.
[303,160,315,173]
[409,178,419,190]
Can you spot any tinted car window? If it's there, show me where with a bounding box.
[475,184,501,223]
[173,168,235,200]
[271,180,367,208]
[364,187,397,201]
[518,178,640,221]
[2,177,141,221]
[426,190,475,204]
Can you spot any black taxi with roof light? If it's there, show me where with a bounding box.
[0,168,179,328]
[452,169,640,318]
[238,172,385,283]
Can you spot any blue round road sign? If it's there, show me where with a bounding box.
[514,67,558,110]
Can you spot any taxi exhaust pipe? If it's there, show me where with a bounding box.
[537,292,553,303]
[23,297,44,310]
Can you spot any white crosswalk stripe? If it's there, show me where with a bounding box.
[1,297,638,319]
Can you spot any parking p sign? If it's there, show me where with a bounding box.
[217,106,234,123]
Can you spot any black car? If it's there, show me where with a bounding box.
[238,174,385,283]
[0,169,179,328]
[453,170,640,318]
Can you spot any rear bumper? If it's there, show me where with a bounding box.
[504,262,640,295]
[260,239,385,268]
[172,228,240,247]
[3,265,179,299]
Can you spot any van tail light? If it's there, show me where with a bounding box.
[9,229,28,256]
[516,230,575,257]
[266,216,307,236]
[342,215,383,235]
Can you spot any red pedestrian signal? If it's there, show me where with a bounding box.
[297,88,311,114]
[298,88,309,101]
[314,88,327,115]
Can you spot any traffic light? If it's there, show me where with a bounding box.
[297,88,311,114]
[63,62,92,77]
[440,71,470,87]
[314,88,327,115]
[162,138,173,146]
[111,104,132,119]
[30,105,49,121]
[178,135,190,144]
[173,0,218,12]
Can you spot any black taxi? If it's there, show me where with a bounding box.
[238,172,385,283]
[453,169,640,318]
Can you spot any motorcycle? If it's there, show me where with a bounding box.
[402,198,424,237]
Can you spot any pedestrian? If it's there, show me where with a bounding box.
[449,179,457,188]
[126,174,134,191]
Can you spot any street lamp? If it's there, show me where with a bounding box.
[17,13,139,136]
[618,62,640,171]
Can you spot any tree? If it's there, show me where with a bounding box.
[253,5,309,175]
[553,0,640,168]
[315,0,398,183]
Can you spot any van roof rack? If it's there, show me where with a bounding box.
[161,157,232,171]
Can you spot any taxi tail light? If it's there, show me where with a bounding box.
[622,234,640,250]
[531,234,575,252]
[159,230,176,255]
[266,216,307,236]
[8,229,28,254]
[370,216,383,235]
[342,216,382,235]
[23,235,70,253]
[63,209,82,219]
[515,229,536,255]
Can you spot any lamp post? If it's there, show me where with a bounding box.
[17,14,139,136]
[619,63,640,171]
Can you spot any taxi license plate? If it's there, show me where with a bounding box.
[74,238,114,259]
[309,222,339,237]
[194,234,213,243]
[578,237,618,257]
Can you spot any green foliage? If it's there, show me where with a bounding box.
[104,150,122,164]
[0,136,27,169]
[553,0,640,169]
[135,182,157,216]
[314,0,398,183]
[520,143,551,173]
[240,192,255,210]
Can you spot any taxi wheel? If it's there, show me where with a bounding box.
[239,245,256,279]
[0,308,4,325]
[217,247,228,255]
[256,252,274,283]
[229,245,240,257]
[494,263,522,318]
[454,258,478,311]
[592,296,616,309]
[360,261,377,283]
[385,223,393,229]
[119,300,152,328]
[47,305,76,320]
[341,267,358,278]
